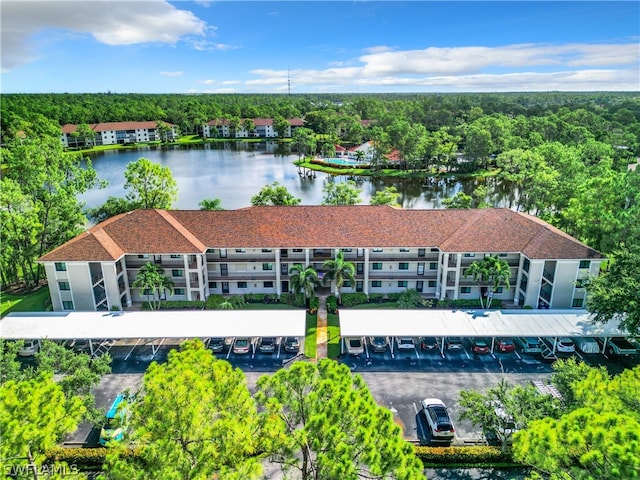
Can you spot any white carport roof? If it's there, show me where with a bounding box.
[0,310,305,340]
[339,309,627,338]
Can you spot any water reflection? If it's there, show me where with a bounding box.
[81,143,514,211]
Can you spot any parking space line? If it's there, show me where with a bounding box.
[414,346,420,359]
[514,351,522,360]
[463,347,471,360]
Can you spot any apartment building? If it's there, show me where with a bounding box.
[60,121,178,148]
[201,118,305,138]
[39,207,604,312]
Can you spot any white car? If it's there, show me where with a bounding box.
[555,337,576,353]
[346,337,365,355]
[17,339,40,357]
[421,398,455,440]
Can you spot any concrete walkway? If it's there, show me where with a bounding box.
[315,296,328,360]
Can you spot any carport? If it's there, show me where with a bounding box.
[339,309,629,358]
[0,310,306,359]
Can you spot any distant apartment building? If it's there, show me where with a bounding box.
[60,121,178,148]
[201,118,305,138]
[39,207,604,312]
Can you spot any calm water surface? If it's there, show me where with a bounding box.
[81,143,515,210]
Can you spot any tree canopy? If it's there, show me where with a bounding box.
[123,158,178,210]
[250,181,301,206]
[255,359,424,480]
[321,179,362,206]
[584,245,640,336]
[104,340,277,480]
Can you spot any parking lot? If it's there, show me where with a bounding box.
[63,334,638,449]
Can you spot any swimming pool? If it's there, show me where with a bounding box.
[312,158,370,168]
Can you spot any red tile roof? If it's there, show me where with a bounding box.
[39,207,603,262]
[61,121,174,134]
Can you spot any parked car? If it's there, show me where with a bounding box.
[17,339,40,357]
[259,337,277,354]
[545,337,575,353]
[420,337,439,350]
[496,338,515,353]
[421,398,455,440]
[346,337,365,355]
[397,337,416,350]
[471,337,490,354]
[445,337,463,350]
[208,337,225,353]
[232,337,251,354]
[573,337,600,354]
[515,337,544,353]
[369,336,388,353]
[596,337,638,356]
[284,337,300,353]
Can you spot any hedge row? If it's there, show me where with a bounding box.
[415,445,515,465]
[45,447,140,466]
[141,300,205,310]
[46,445,516,469]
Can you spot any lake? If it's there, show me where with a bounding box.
[81,142,515,210]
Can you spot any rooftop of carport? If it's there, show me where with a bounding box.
[339,309,626,338]
[0,310,306,340]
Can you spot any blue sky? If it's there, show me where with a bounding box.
[1,1,638,93]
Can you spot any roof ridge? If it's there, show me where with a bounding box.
[156,210,207,252]
[443,208,490,244]
[90,226,125,260]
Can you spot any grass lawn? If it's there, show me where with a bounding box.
[304,313,317,358]
[326,313,342,358]
[1,286,51,317]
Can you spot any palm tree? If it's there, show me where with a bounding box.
[322,251,356,304]
[464,255,511,308]
[289,264,319,309]
[354,149,365,163]
[131,262,173,310]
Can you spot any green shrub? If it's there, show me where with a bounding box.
[308,296,319,314]
[244,293,265,303]
[387,292,402,302]
[434,299,503,309]
[326,296,338,313]
[280,292,306,308]
[414,445,515,465]
[205,294,226,309]
[340,293,368,307]
[368,293,384,304]
[158,300,205,310]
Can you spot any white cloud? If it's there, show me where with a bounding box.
[244,42,639,92]
[160,71,183,77]
[1,0,207,72]
[190,40,237,51]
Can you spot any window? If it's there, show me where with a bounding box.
[523,258,530,273]
[579,260,590,269]
[430,248,439,252]
[464,253,475,258]
[55,262,66,271]
[372,281,382,287]
[174,288,185,295]
[417,263,425,275]
[137,254,149,259]
[398,280,408,287]
[264,281,274,288]
[430,262,438,270]
[341,248,352,253]
[343,280,352,287]
[62,300,74,310]
[170,254,181,259]
[520,276,528,292]
[172,269,184,277]
[399,248,410,253]
[237,282,248,289]
[261,249,272,253]
[235,249,246,253]
[293,249,303,253]
[499,253,508,257]
[428,280,437,288]
[372,248,383,253]
[58,281,70,291]
[262,263,273,271]
[495,286,503,294]
[572,298,584,308]
[575,278,586,289]
[357,263,364,274]
[460,287,471,294]
[208,282,217,289]
[418,248,426,257]
[143,288,153,296]
[399,262,409,270]
[372,263,383,270]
